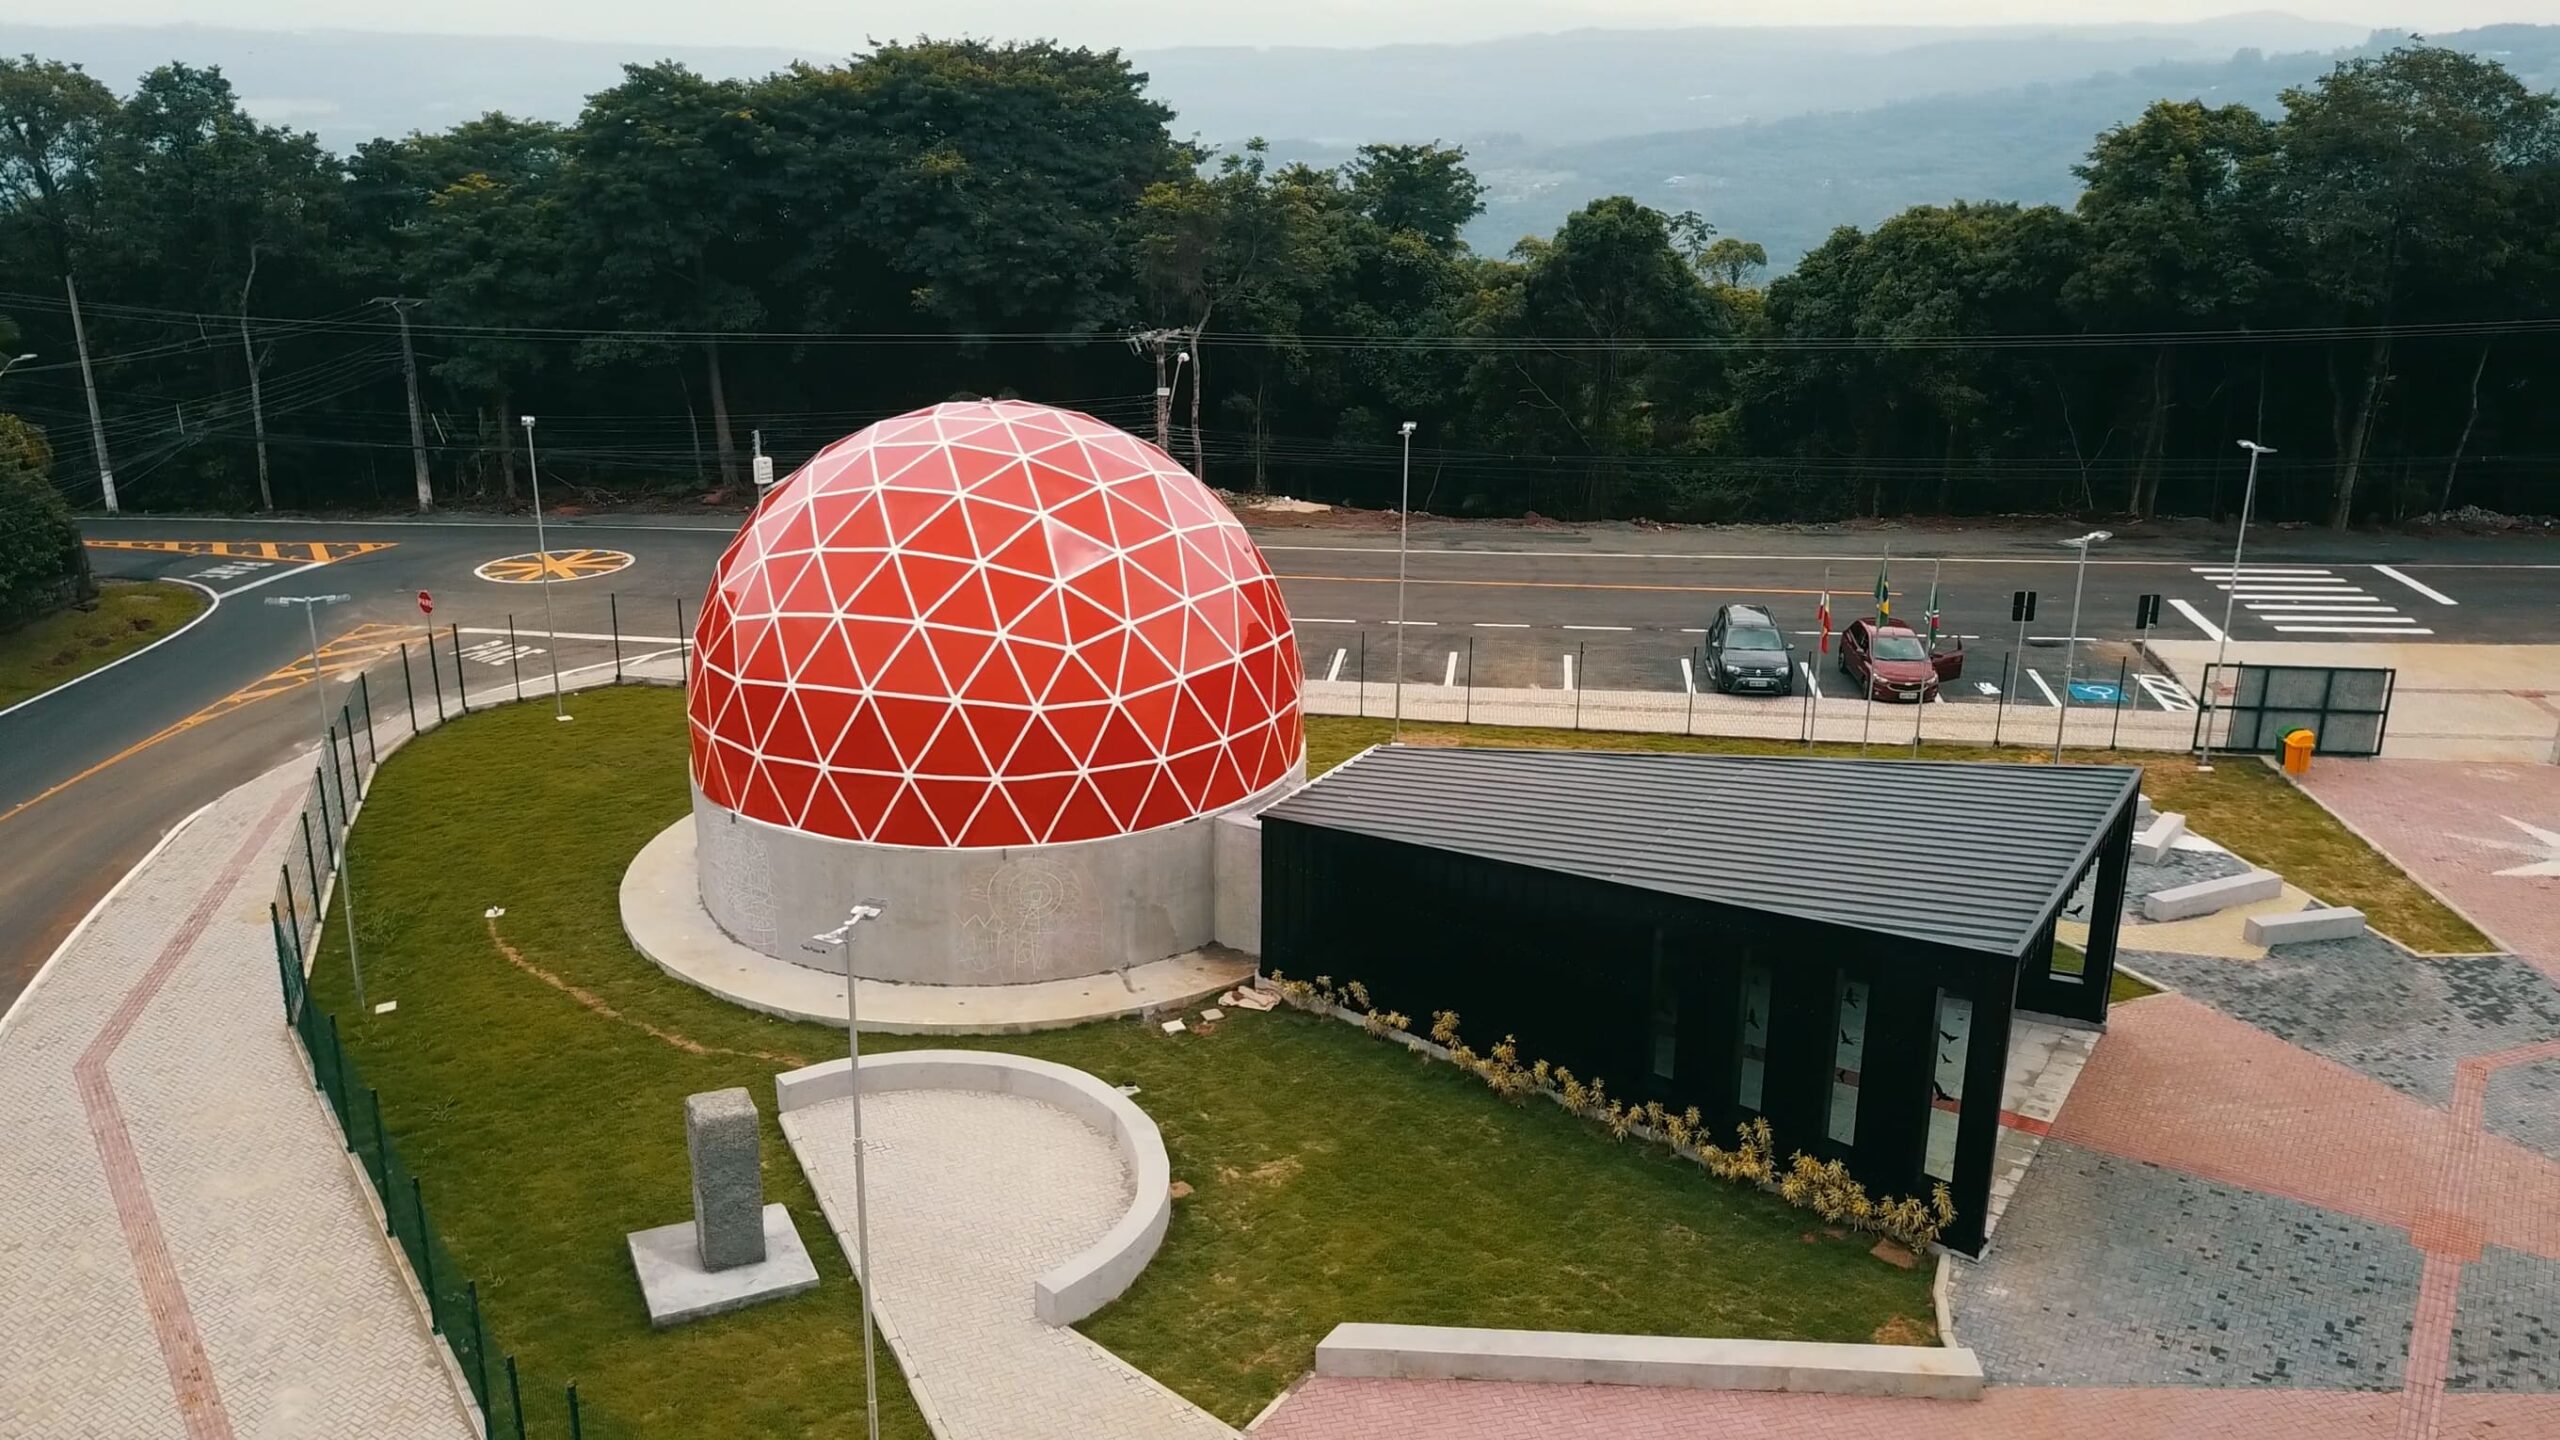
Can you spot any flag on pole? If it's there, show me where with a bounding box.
[1924,559,1942,645]
[1873,557,1891,621]
[1817,584,1832,655]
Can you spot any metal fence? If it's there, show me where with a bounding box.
[267,668,603,1440]
[2194,662,2396,758]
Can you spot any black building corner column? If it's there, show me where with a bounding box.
[1942,960,2018,1256]
[2076,796,2137,1025]
[1851,972,1936,1198]
[1761,959,1835,1160]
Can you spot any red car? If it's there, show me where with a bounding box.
[1839,618,1964,702]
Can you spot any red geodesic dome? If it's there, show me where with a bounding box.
[688,399,1305,848]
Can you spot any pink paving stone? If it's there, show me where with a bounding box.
[2293,758,2560,974]
[1248,1377,2560,1440]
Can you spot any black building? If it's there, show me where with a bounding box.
[1260,746,2138,1255]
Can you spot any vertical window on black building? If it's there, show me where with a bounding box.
[1828,973,1868,1147]
[1736,961,1771,1111]
[1649,938,1678,1080]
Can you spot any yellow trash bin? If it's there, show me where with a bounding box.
[2282,728,2316,775]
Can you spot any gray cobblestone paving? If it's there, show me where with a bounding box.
[2485,1060,2560,1165]
[0,761,471,1440]
[2450,1245,2560,1392]
[1956,1139,2418,1389]
[2119,937,2560,1119]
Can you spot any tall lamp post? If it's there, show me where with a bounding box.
[0,352,35,381]
[813,902,887,1440]
[519,415,570,722]
[2198,439,2275,772]
[1393,420,1416,740]
[267,591,365,1010]
[2052,530,2111,763]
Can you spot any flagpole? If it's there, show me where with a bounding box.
[1862,545,1886,756]
[1919,557,1942,758]
[1812,565,1831,746]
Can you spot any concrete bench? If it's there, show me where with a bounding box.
[2142,869,2283,922]
[2132,811,2186,865]
[2244,907,2367,945]
[1313,1323,1984,1401]
[2136,793,2156,826]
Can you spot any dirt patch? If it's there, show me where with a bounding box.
[1871,1313,1938,1346]
[1215,1156,1303,1187]
[484,913,807,1070]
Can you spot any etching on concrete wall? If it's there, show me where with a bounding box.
[698,811,777,953]
[959,857,1085,983]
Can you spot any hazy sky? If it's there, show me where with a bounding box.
[7,1,2555,49]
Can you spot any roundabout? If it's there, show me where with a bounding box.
[473,547,635,584]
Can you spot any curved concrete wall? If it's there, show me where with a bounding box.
[692,761,1300,986]
[773,1050,1171,1326]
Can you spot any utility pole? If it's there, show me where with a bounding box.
[374,297,433,512]
[2198,440,2275,772]
[238,245,273,511]
[1186,331,1204,483]
[1128,328,1183,455]
[65,276,116,513]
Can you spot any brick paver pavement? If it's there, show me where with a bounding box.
[2296,759,2560,969]
[784,1088,1234,1440]
[0,759,471,1440]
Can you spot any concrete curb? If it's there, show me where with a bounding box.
[773,1049,1172,1327]
[1311,1322,1985,1400]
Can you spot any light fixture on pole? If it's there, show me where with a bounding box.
[2198,440,2275,772]
[519,415,570,722]
[2052,530,2111,763]
[812,901,887,1440]
[267,591,366,1010]
[0,352,35,381]
[1394,420,1417,740]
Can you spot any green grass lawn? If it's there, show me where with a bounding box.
[1305,717,2491,953]
[0,579,205,708]
[307,688,1935,1437]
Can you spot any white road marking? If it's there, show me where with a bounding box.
[1293,617,1359,625]
[2372,564,2458,605]
[1563,624,1632,632]
[1973,680,2000,696]
[2166,598,2225,641]
[1562,653,1576,690]
[459,639,543,667]
[2135,673,2198,712]
[1473,622,1528,629]
[1679,656,1695,694]
[457,625,682,644]
[1679,627,1707,634]
[2191,565,2335,576]
[1442,652,1459,687]
[0,576,224,724]
[1382,619,1436,626]
[2241,599,2391,609]
[2273,625,2436,636]
[2025,667,2063,707]
[1325,648,1346,682]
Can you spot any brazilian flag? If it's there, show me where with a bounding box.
[1873,562,1890,620]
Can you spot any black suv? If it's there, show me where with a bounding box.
[1703,603,1795,696]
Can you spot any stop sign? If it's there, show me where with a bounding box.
[417,590,434,615]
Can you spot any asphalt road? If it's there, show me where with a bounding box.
[2,510,2551,1013]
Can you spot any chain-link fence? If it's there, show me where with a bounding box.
[266,665,607,1439]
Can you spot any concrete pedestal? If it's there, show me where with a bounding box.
[627,1204,819,1328]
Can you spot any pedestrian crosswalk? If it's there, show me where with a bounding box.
[2191,566,2434,637]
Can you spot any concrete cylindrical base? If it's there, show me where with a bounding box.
[691,765,1299,987]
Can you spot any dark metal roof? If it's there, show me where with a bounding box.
[1263,746,2139,957]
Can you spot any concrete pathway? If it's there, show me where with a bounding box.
[0,760,471,1440]
[784,1089,1233,1440]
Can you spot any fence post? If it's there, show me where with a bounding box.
[301,810,323,916]
[467,1281,492,1412]
[1464,636,1475,726]
[428,631,446,721]
[610,592,623,682]
[450,624,468,711]
[400,644,419,734]
[1574,642,1586,730]
[506,1356,526,1440]
[566,1383,583,1440]
[412,1176,437,1332]
[1356,632,1366,718]
[281,864,300,948]
[269,904,293,1019]
[325,725,346,822]
[325,1015,351,1140]
[1686,645,1697,735]
[341,705,362,793]
[507,615,524,703]
[1993,652,2009,748]
[675,596,687,686]
[359,678,378,769]
[316,767,337,869]
[369,1089,391,1217]
[1912,680,1924,758]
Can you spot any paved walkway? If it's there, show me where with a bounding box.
[1256,762,2560,1439]
[0,759,471,1440]
[783,1088,1233,1440]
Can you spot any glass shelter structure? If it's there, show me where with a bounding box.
[1259,746,2139,1255]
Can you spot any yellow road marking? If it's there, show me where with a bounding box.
[86,539,397,565]
[0,623,413,828]
[474,548,634,584]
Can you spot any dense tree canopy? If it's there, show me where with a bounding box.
[0,40,2552,527]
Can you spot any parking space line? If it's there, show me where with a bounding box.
[2273,624,2436,635]
[2373,564,2458,605]
[1472,622,1527,629]
[1293,617,1358,626]
[2025,667,2062,707]
[1442,653,1459,688]
[1562,653,1575,690]
[1563,624,1632,632]
[1679,657,1695,694]
[1382,619,1436,626]
[2135,673,2198,712]
[1325,648,1345,682]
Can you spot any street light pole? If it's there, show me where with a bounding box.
[2053,530,2111,763]
[520,416,569,722]
[814,903,887,1440]
[1394,421,1416,741]
[268,592,364,1010]
[0,352,35,382]
[2198,439,2275,772]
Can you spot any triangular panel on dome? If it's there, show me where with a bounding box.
[928,627,1005,700]
[868,695,950,771]
[1104,472,1177,529]
[1003,587,1073,650]
[1088,704,1157,771]
[1178,606,1237,676]
[1045,491,1119,553]
[1207,743,1253,809]
[1002,773,1079,841]
[836,616,911,684]
[735,680,789,755]
[792,684,864,762]
[1125,605,1192,683]
[900,495,981,563]
[1161,474,1227,529]
[1186,666,1242,737]
[1041,646,1117,710]
[894,552,979,619]
[1037,700,1111,767]
[874,781,950,847]
[967,643,1037,707]
[1166,680,1223,754]
[869,441,963,493]
[837,768,900,838]
[911,776,994,845]
[877,488,960,546]
[831,698,906,776]
[1128,762,1199,832]
[1118,677,1181,749]
[741,758,799,831]
[962,456,1041,513]
[956,786,1038,847]
[1117,546,1187,620]
[1024,457,1101,513]
[910,707,991,779]
[1162,741,1224,813]
[758,692,825,767]
[1003,712,1081,779]
[1061,547,1128,616]
[792,619,869,692]
[983,518,1056,588]
[798,772,862,840]
[957,701,1037,772]
[1049,776,1127,843]
[1006,635,1071,701]
[871,627,952,699]
[1071,625,1133,696]
[842,560,917,621]
[923,567,1002,638]
[763,614,836,680]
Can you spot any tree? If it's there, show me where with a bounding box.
[0,413,88,625]
[0,55,115,278]
[1341,142,1484,253]
[1696,237,1768,289]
